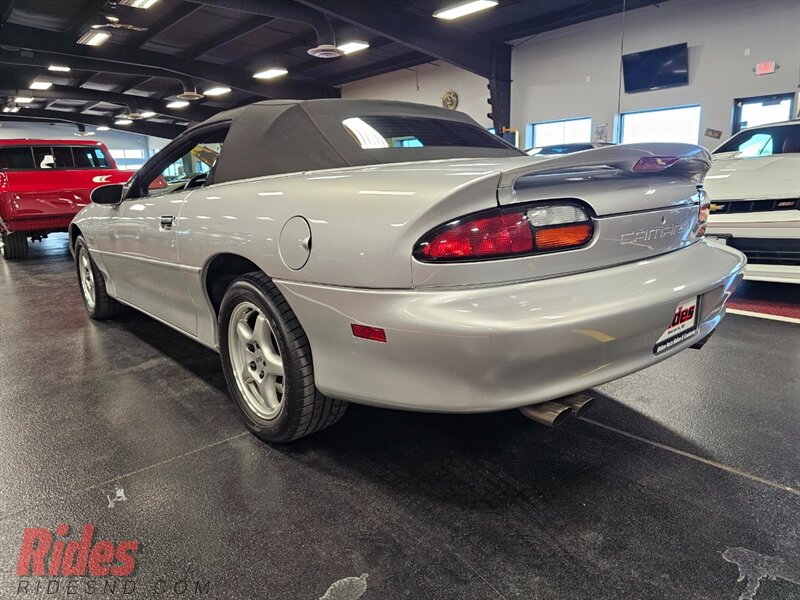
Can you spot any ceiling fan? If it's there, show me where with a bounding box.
[91,2,148,32]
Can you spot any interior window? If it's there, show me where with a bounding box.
[0,147,35,170]
[620,105,701,144]
[147,129,227,197]
[529,118,591,147]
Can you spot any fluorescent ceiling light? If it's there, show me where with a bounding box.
[433,0,498,20]
[77,31,111,46]
[140,111,156,118]
[48,65,71,72]
[203,86,231,96]
[337,41,369,55]
[30,81,53,90]
[119,0,160,7]
[114,118,133,126]
[253,68,288,79]
[15,97,34,104]
[97,126,111,131]
[166,100,189,108]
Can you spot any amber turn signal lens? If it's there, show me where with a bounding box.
[534,223,593,250]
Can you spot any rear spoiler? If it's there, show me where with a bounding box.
[497,143,711,204]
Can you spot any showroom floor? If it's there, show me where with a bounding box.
[0,235,798,600]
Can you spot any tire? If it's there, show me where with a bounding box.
[74,236,127,320]
[1,232,29,260]
[218,272,347,443]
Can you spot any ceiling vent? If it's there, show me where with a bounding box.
[176,90,204,101]
[307,44,344,59]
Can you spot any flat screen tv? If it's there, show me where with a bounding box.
[622,43,689,93]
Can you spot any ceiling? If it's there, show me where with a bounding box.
[0,0,666,138]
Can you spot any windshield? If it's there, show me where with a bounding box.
[714,124,800,157]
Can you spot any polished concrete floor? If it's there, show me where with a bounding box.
[0,235,798,600]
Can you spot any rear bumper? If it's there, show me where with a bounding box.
[276,241,746,412]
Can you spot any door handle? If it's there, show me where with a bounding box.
[160,215,175,231]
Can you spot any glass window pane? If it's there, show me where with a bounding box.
[52,146,75,168]
[149,142,223,196]
[621,106,701,144]
[715,124,800,157]
[342,116,509,149]
[73,147,110,168]
[0,147,35,170]
[739,98,792,130]
[532,118,591,147]
[33,147,55,169]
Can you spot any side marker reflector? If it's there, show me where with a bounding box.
[351,324,387,343]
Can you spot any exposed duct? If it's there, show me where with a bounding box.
[192,0,342,57]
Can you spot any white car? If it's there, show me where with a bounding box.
[704,120,800,283]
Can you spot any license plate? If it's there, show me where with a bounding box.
[654,296,699,354]
[706,234,730,245]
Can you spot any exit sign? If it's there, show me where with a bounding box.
[755,61,776,75]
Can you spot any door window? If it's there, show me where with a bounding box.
[0,147,35,170]
[73,146,111,168]
[714,124,800,157]
[145,129,227,197]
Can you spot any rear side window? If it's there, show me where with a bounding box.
[73,146,111,168]
[53,146,76,168]
[0,147,35,170]
[342,116,510,149]
[715,124,800,157]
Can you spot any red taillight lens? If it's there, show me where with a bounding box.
[420,211,533,260]
[415,202,594,262]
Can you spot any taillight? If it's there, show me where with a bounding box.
[414,202,594,262]
[697,190,710,236]
[632,156,680,173]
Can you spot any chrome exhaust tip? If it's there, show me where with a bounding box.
[519,401,574,427]
[552,394,595,417]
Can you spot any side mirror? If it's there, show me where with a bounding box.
[91,183,125,205]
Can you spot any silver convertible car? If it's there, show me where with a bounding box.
[71,99,745,442]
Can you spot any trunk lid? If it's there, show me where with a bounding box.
[411,143,710,288]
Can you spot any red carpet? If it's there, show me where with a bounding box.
[727,281,800,319]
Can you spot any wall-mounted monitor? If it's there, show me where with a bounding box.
[622,43,689,94]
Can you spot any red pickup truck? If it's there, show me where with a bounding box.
[0,139,133,259]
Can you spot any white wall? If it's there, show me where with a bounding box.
[512,0,800,146]
[341,0,799,148]
[341,61,492,127]
[0,121,168,166]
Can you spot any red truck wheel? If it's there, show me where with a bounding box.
[1,233,29,260]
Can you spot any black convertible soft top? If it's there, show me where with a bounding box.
[199,99,523,184]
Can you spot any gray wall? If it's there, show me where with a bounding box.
[511,0,800,146]
[342,0,800,148]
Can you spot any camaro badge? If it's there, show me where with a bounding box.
[620,222,688,245]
